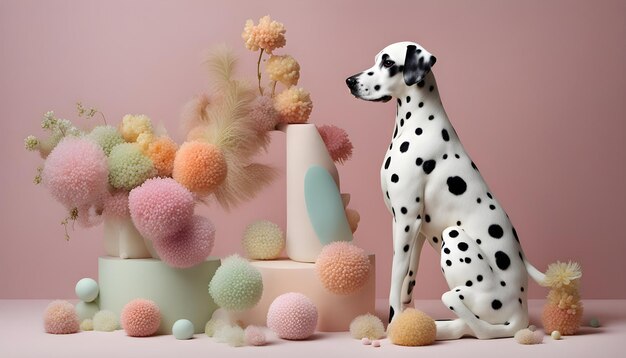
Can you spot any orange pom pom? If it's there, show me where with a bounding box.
[387,308,436,346]
[541,303,582,335]
[173,141,227,195]
[145,137,178,177]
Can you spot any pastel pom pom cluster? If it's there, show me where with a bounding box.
[274,87,313,124]
[214,325,245,347]
[266,55,300,87]
[315,242,370,295]
[43,300,80,334]
[541,261,583,335]
[242,220,285,260]
[108,143,156,190]
[153,215,216,268]
[129,177,194,241]
[349,314,385,340]
[209,255,264,310]
[387,308,436,346]
[143,136,178,177]
[93,310,119,332]
[514,328,544,345]
[121,299,161,337]
[173,141,228,195]
[317,125,353,164]
[266,292,318,340]
[42,137,109,208]
[120,114,152,142]
[242,15,286,54]
[87,125,124,156]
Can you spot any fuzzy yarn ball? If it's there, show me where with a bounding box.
[242,220,285,260]
[80,319,94,331]
[387,308,436,346]
[209,255,263,311]
[274,87,313,124]
[173,141,228,195]
[120,114,153,142]
[266,55,300,87]
[317,125,353,164]
[542,303,583,335]
[514,328,544,345]
[267,292,318,340]
[153,215,216,268]
[128,177,194,241]
[42,137,109,208]
[108,143,156,190]
[87,125,124,156]
[93,310,119,332]
[43,300,80,334]
[244,325,267,346]
[249,95,280,132]
[103,190,130,219]
[349,314,385,340]
[144,136,178,177]
[242,15,286,54]
[120,299,161,337]
[345,208,360,234]
[215,325,245,347]
[316,242,370,295]
[205,318,228,337]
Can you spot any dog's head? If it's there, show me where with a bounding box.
[346,41,436,102]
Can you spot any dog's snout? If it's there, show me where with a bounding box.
[345,76,358,89]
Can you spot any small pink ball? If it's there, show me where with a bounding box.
[316,242,370,295]
[267,292,318,340]
[153,215,216,268]
[43,300,79,334]
[42,137,109,208]
[244,325,267,346]
[128,177,194,241]
[121,299,161,337]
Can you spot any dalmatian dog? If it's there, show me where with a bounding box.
[346,42,546,340]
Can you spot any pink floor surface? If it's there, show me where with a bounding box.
[0,299,623,358]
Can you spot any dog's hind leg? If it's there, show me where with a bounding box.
[400,232,426,308]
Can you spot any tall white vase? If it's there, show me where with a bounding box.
[103,217,158,259]
[282,123,343,263]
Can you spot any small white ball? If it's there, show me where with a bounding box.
[551,330,561,340]
[173,319,194,340]
[75,278,99,302]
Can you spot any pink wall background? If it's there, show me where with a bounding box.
[1,0,625,300]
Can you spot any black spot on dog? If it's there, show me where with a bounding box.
[409,270,413,276]
[472,161,478,171]
[487,192,493,199]
[449,306,454,311]
[491,300,502,310]
[489,204,496,210]
[460,258,464,263]
[519,298,523,304]
[417,214,421,219]
[391,174,399,183]
[457,242,468,251]
[406,96,411,103]
[477,198,482,204]
[404,226,410,232]
[519,251,523,261]
[500,281,506,287]
[447,176,467,195]
[465,257,472,264]
[400,119,404,127]
[406,111,412,119]
[386,191,389,199]
[495,251,511,270]
[444,248,450,254]
[403,244,409,252]
[423,160,436,174]
[446,259,452,266]
[429,85,435,92]
[393,125,398,138]
[397,99,401,107]
[459,295,464,300]
[418,102,424,108]
[368,71,374,76]
[449,230,459,238]
[478,253,483,260]
[425,215,431,223]
[457,221,462,226]
[428,115,434,120]
[415,196,420,202]
[443,154,448,159]
[455,289,460,292]
[389,306,395,322]
[374,85,380,91]
[401,207,407,214]
[455,154,460,159]
[400,141,410,153]
[415,127,423,135]
[477,275,483,282]
[466,280,473,287]
[488,224,504,238]
[417,80,425,88]
[415,157,423,166]
[384,157,391,169]
[442,129,450,142]
[388,65,398,77]
[521,287,525,292]
[476,239,482,244]
[512,227,519,242]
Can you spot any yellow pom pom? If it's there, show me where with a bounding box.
[243,220,285,260]
[120,114,153,142]
[387,308,436,346]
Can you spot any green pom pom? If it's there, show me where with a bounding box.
[108,143,155,190]
[88,126,124,156]
[208,255,263,311]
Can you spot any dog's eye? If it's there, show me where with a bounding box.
[383,60,395,68]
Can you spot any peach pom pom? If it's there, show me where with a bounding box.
[120,114,152,142]
[244,326,267,346]
[267,292,318,340]
[542,303,583,335]
[43,300,79,334]
[387,308,436,346]
[249,96,279,132]
[144,136,178,177]
[103,190,130,219]
[153,215,216,268]
[42,137,109,208]
[129,177,194,241]
[173,141,228,195]
[345,208,360,234]
[242,15,286,54]
[274,87,313,124]
[316,242,370,295]
[514,328,544,345]
[266,55,300,87]
[121,299,161,337]
[317,125,353,164]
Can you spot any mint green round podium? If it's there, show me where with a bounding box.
[98,256,220,335]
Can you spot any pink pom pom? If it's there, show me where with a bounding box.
[103,190,130,219]
[153,215,216,268]
[244,325,267,346]
[249,95,279,132]
[267,292,318,340]
[316,242,370,295]
[128,177,194,241]
[317,125,353,164]
[121,298,161,337]
[43,300,79,334]
[42,137,109,208]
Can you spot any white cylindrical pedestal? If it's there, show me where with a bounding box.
[103,217,158,259]
[98,257,220,334]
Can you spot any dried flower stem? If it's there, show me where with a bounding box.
[61,207,79,241]
[271,80,277,97]
[257,49,265,95]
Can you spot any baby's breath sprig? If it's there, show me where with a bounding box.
[77,102,107,125]
[24,135,39,151]
[33,167,43,185]
[61,207,79,241]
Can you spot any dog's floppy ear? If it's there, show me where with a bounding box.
[403,45,437,86]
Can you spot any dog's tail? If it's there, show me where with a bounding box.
[524,259,547,285]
